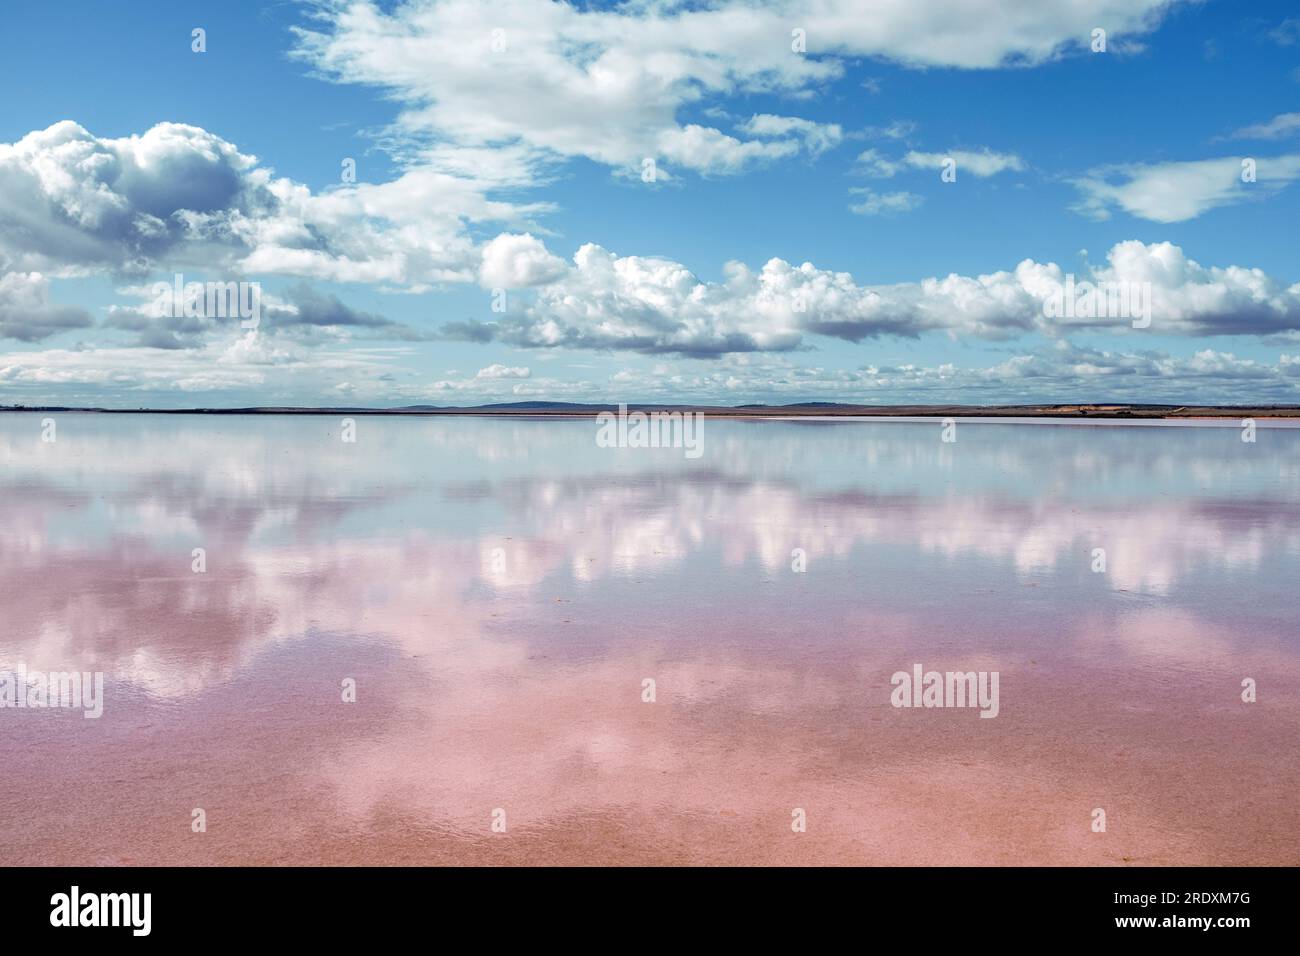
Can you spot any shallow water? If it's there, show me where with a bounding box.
[2,413,1297,865]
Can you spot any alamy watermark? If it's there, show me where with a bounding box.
[890,663,999,718]
[1042,274,1152,328]
[50,886,150,936]
[150,273,261,329]
[0,663,104,718]
[595,403,703,459]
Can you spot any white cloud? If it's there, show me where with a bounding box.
[102,281,427,349]
[0,271,92,341]
[855,148,903,177]
[856,146,1024,178]
[0,121,548,289]
[442,240,1300,354]
[848,188,923,216]
[860,119,918,141]
[737,114,844,156]
[476,363,531,379]
[1227,112,1300,140]
[1090,240,1300,335]
[654,124,799,174]
[1072,155,1300,223]
[479,233,568,288]
[8,332,1297,406]
[294,0,1181,182]
[903,148,1025,177]
[0,333,410,402]
[603,342,1300,406]
[0,121,261,276]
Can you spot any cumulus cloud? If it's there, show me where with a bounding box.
[446,243,805,355]
[0,121,547,288]
[272,284,430,341]
[654,124,799,174]
[476,363,530,379]
[1071,155,1300,222]
[1088,240,1300,336]
[479,233,568,288]
[440,240,1300,355]
[104,280,427,348]
[293,0,1180,182]
[0,121,263,276]
[0,271,93,342]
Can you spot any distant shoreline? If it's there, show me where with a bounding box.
[3,402,1299,419]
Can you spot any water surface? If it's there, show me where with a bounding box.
[2,413,1297,865]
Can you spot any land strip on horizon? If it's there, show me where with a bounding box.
[3,402,1299,418]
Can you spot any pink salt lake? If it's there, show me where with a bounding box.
[2,413,1297,865]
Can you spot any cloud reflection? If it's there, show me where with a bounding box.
[2,415,1298,864]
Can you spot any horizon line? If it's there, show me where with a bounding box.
[4,401,1300,419]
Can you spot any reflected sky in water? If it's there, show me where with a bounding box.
[2,414,1298,864]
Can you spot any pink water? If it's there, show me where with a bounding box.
[2,414,1297,865]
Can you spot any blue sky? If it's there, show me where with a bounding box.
[1,0,1299,407]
